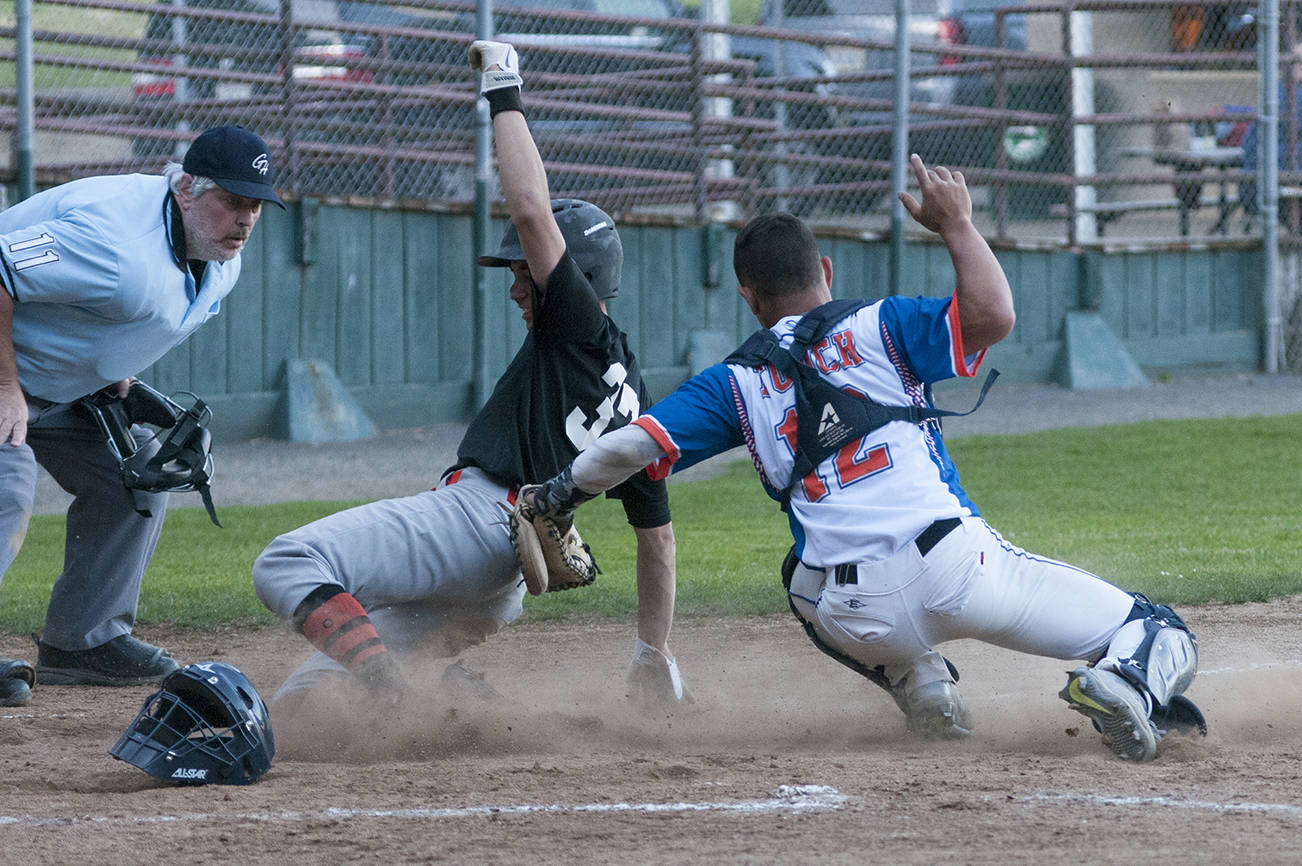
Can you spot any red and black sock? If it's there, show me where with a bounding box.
[292,585,404,696]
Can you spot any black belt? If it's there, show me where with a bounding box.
[833,517,963,586]
[24,392,57,410]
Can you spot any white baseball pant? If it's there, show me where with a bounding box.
[786,516,1139,693]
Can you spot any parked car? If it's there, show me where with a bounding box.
[131,0,470,197]
[757,0,1069,214]
[130,0,839,206]
[486,0,844,210]
[1170,2,1257,51]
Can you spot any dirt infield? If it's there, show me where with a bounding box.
[3,595,1301,865]
[9,372,1302,863]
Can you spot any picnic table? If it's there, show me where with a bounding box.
[1120,145,1244,236]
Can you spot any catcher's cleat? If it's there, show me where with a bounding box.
[1060,666,1159,762]
[35,634,179,687]
[902,680,973,741]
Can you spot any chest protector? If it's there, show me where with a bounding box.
[723,298,998,507]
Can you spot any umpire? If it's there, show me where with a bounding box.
[0,125,284,707]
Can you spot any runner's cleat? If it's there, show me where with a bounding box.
[441,659,501,701]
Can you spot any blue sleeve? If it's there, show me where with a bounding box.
[0,211,122,306]
[877,294,964,384]
[642,363,744,474]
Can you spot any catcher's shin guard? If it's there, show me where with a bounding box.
[1113,597,1199,706]
[1104,594,1206,737]
[1063,595,1206,761]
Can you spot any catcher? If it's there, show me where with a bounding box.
[251,40,691,715]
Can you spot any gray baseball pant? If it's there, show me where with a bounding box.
[252,466,526,704]
[0,398,167,650]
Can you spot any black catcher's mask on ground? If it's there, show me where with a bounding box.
[109,662,275,786]
[80,381,220,526]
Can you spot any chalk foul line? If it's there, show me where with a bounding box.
[1028,791,1302,818]
[0,784,847,828]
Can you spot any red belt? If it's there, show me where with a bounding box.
[443,468,518,504]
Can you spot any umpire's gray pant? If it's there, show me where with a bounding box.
[0,397,167,650]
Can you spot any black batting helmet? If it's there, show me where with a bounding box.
[478,198,623,300]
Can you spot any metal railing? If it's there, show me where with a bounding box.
[1,0,1299,246]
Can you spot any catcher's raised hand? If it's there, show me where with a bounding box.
[627,638,695,711]
[897,153,973,236]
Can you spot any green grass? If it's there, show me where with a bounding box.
[679,0,763,24]
[3,414,1301,635]
[952,416,1302,605]
[0,501,355,631]
[0,0,764,92]
[0,4,146,89]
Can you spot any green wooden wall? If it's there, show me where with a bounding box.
[137,201,1265,440]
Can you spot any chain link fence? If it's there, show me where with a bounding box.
[1,0,1300,248]
[0,0,850,214]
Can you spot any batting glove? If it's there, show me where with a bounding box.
[528,466,597,526]
[468,40,522,94]
[627,638,695,711]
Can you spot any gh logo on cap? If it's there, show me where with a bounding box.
[182,125,285,208]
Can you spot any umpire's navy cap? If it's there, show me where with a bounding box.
[183,125,285,209]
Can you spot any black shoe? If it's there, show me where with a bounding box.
[35,634,180,686]
[441,660,500,701]
[0,657,36,706]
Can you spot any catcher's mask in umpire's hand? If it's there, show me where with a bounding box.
[110,662,275,786]
[478,198,623,300]
[80,381,221,526]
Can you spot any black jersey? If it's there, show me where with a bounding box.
[455,251,670,528]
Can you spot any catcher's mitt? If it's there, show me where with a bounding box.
[506,485,600,595]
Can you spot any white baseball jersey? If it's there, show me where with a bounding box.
[597,291,1152,720]
[633,294,984,568]
[0,174,242,403]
